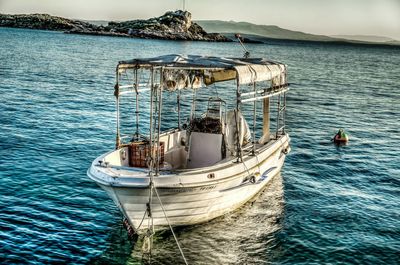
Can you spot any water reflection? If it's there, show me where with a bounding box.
[91,174,285,264]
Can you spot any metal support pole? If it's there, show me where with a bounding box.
[190,87,196,120]
[147,67,155,239]
[276,73,284,138]
[156,69,163,176]
[276,93,281,138]
[283,92,287,134]
[252,82,257,155]
[282,66,287,135]
[149,67,154,172]
[134,68,139,139]
[115,70,120,149]
[235,80,241,162]
[177,89,181,129]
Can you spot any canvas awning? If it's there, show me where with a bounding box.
[118,54,286,89]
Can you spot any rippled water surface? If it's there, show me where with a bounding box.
[1,28,399,264]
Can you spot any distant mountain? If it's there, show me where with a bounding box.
[196,20,400,46]
[384,40,400,45]
[332,35,398,43]
[196,20,338,42]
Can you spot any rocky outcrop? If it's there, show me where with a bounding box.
[0,13,101,32]
[104,10,229,41]
[0,11,230,42]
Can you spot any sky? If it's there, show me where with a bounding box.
[1,0,399,40]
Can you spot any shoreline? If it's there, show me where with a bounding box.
[0,12,231,42]
[1,12,398,47]
[1,26,399,49]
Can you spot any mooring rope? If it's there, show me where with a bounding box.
[136,185,154,231]
[153,186,189,265]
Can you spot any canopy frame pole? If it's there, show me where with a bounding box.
[149,67,155,173]
[282,66,287,135]
[276,93,280,138]
[190,86,197,120]
[252,81,257,156]
[177,89,181,129]
[146,67,155,248]
[235,79,242,162]
[115,69,120,149]
[156,69,163,176]
[275,73,284,138]
[134,67,140,140]
[283,91,287,135]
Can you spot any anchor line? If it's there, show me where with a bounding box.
[242,154,252,178]
[136,209,147,231]
[154,185,189,265]
[136,185,153,231]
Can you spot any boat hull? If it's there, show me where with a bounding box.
[88,134,290,232]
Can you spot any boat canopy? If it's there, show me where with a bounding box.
[117,54,287,90]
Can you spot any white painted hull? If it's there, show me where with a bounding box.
[88,134,290,232]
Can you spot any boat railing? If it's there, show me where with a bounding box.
[239,84,289,103]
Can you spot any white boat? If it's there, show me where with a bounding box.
[87,54,290,234]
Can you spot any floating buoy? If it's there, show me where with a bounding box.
[332,129,349,143]
[334,134,349,143]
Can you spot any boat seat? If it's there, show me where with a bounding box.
[164,146,187,169]
[187,132,223,169]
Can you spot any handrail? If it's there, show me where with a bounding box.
[240,86,289,103]
[119,87,151,95]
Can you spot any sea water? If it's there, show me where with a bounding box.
[0,27,399,264]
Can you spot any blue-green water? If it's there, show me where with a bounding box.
[0,28,399,264]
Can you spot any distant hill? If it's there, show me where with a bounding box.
[196,20,400,46]
[384,40,400,45]
[196,20,338,42]
[332,35,400,45]
[332,35,397,43]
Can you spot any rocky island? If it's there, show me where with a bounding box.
[0,11,230,42]
[0,13,99,31]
